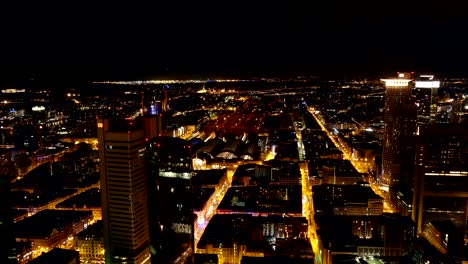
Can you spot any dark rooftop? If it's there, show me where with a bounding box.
[29,248,79,264]
[192,169,226,187]
[193,187,215,211]
[15,210,93,239]
[313,184,381,205]
[76,220,103,240]
[199,214,309,253]
[56,188,101,209]
[194,253,218,264]
[218,185,302,214]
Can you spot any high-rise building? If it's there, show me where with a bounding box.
[381,73,417,188]
[0,176,17,264]
[412,123,468,258]
[97,116,160,264]
[147,137,194,264]
[413,75,440,126]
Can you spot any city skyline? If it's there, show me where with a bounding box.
[3,3,468,262]
[2,75,468,263]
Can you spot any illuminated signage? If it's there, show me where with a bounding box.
[381,79,412,87]
[415,81,440,88]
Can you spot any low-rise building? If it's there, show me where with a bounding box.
[29,248,79,264]
[198,214,311,263]
[14,210,93,258]
[316,214,416,264]
[313,184,383,216]
[75,221,104,264]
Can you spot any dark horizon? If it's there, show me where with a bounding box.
[2,1,468,81]
[2,66,468,84]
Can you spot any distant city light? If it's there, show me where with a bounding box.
[1,88,25,93]
[32,106,45,111]
[92,79,246,85]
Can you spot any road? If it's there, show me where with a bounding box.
[14,182,101,217]
[194,167,235,249]
[300,162,322,264]
[308,107,397,213]
[292,118,322,264]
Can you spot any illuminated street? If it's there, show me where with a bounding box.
[293,119,321,264]
[300,162,322,264]
[2,77,464,264]
[14,182,101,218]
[194,167,235,249]
[308,107,396,214]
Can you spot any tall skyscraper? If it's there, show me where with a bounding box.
[413,75,440,126]
[381,73,417,188]
[97,117,159,264]
[412,124,468,258]
[147,137,194,264]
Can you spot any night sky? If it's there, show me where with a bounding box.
[2,1,468,80]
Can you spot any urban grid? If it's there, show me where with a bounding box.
[1,73,468,264]
[2,2,468,264]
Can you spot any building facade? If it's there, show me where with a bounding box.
[75,221,105,264]
[413,75,440,126]
[381,73,417,188]
[146,136,194,264]
[412,124,468,258]
[97,117,158,264]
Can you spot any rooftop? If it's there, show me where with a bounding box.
[29,248,79,264]
[56,188,101,209]
[76,220,103,240]
[192,169,226,187]
[15,210,93,239]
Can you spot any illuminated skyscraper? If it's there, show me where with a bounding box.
[413,75,440,126]
[97,117,159,264]
[381,73,417,187]
[147,137,194,264]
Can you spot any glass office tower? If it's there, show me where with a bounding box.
[147,137,194,264]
